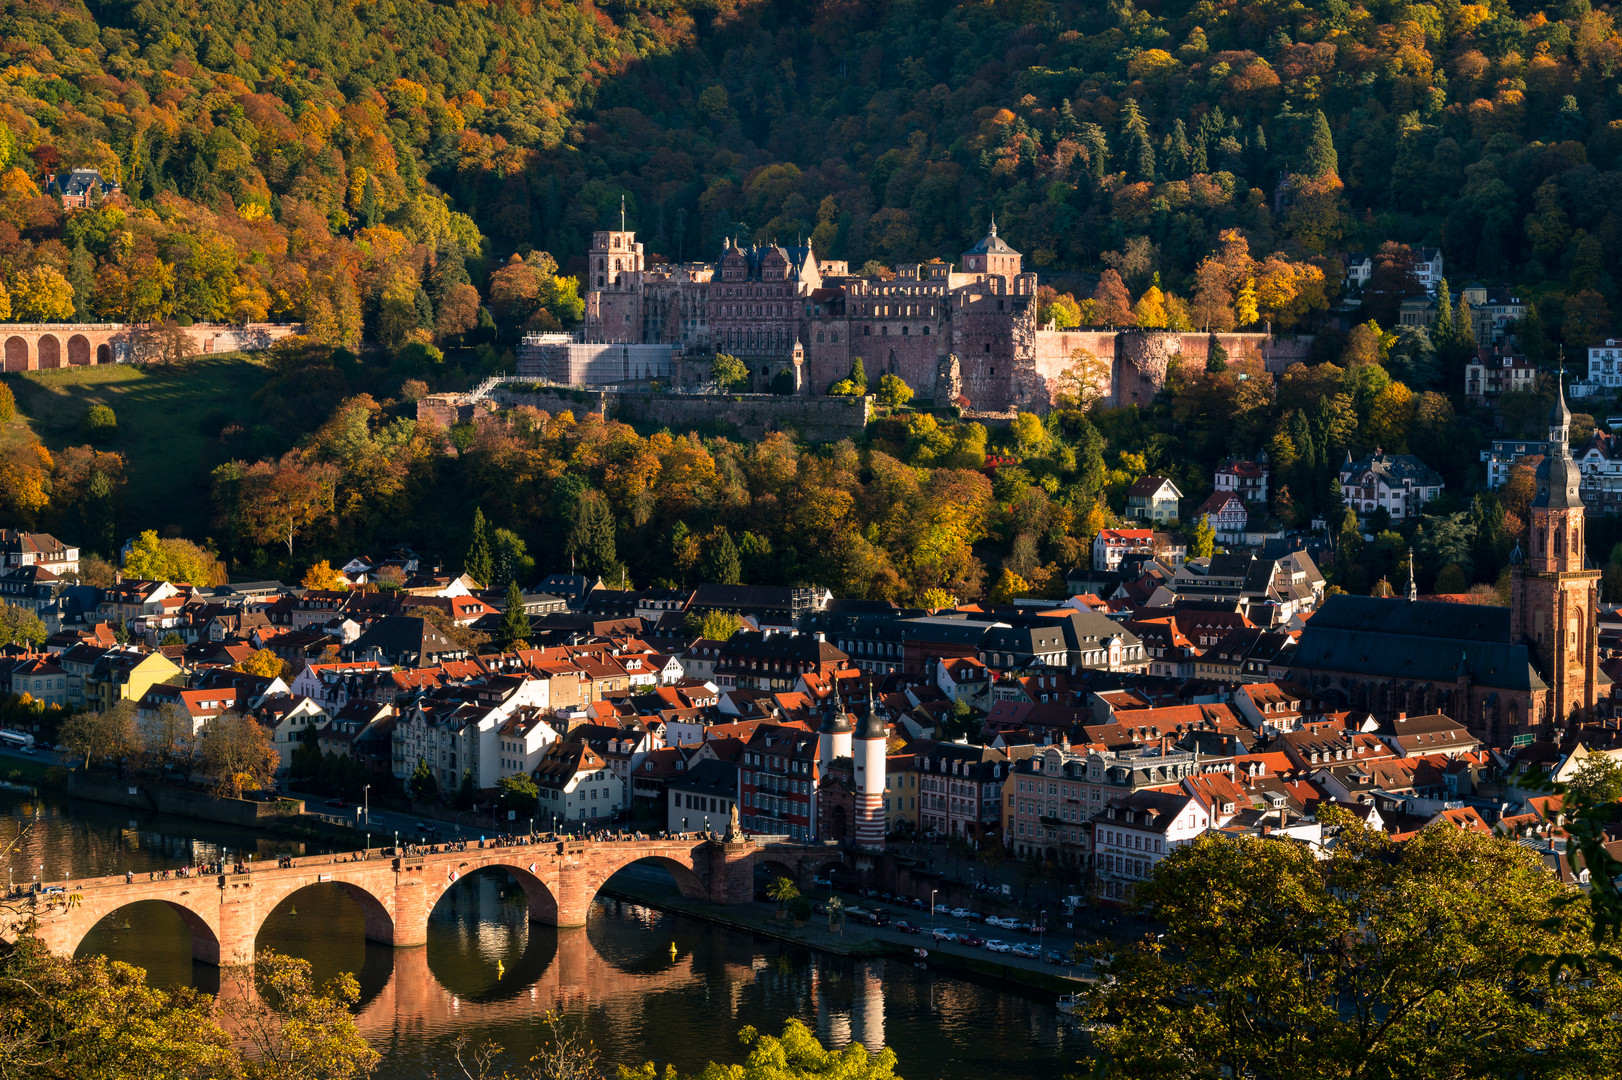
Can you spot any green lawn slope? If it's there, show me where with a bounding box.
[2,357,271,541]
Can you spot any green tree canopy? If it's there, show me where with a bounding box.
[1077,820,1622,1080]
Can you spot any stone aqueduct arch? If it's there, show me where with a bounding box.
[0,325,127,372]
[14,839,836,967]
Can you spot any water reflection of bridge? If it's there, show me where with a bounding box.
[348,919,888,1053]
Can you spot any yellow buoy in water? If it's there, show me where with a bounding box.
[288,905,297,917]
[669,942,678,961]
[496,959,505,979]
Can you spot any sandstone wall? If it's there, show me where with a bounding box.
[490,386,872,442]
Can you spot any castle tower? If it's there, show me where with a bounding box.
[588,207,644,291]
[1511,372,1600,729]
[817,683,852,771]
[960,216,1022,279]
[852,687,887,850]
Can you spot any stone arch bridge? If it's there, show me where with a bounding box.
[10,836,840,967]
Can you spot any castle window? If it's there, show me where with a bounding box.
[864,326,871,336]
[831,332,839,343]
[922,326,929,335]
[984,343,991,353]
[902,326,909,335]
[881,326,888,335]
[817,331,824,343]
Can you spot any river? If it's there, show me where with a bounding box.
[2,787,1082,1079]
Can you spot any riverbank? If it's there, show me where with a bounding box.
[0,757,370,848]
[600,875,1085,995]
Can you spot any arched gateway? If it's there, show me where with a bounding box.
[11,836,831,967]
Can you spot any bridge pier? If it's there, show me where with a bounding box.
[705,839,757,906]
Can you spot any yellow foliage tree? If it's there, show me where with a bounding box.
[990,567,1030,603]
[11,266,76,322]
[1234,279,1260,327]
[301,560,348,590]
[1133,285,1170,328]
[235,648,288,681]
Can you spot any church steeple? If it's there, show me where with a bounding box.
[1407,549,1418,602]
[1511,353,1600,732]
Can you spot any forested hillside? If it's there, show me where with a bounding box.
[0,0,1619,345]
[5,0,1622,601]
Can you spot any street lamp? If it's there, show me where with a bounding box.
[1039,909,1047,953]
[394,830,399,854]
[930,888,938,932]
[363,784,370,826]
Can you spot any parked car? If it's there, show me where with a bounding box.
[1044,951,1077,967]
[905,896,925,910]
[931,929,959,943]
[896,921,921,934]
[813,876,832,887]
[984,916,1014,929]
[957,934,985,948]
[325,798,348,808]
[1011,943,1041,958]
[19,747,36,755]
[966,910,987,923]
[984,939,1012,953]
[948,907,970,918]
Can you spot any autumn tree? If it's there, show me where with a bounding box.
[1092,269,1133,326]
[199,710,278,798]
[59,700,138,770]
[122,530,224,586]
[141,701,197,775]
[301,560,348,590]
[218,949,379,1080]
[236,648,288,681]
[236,453,339,557]
[621,1019,899,1080]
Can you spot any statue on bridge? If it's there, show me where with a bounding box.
[725,802,742,843]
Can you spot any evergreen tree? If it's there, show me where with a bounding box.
[68,240,94,321]
[1434,277,1454,344]
[409,758,438,802]
[1164,119,1191,179]
[413,285,435,330]
[702,529,742,585]
[456,768,476,809]
[849,357,868,394]
[1207,337,1229,373]
[464,507,494,587]
[1302,110,1338,177]
[566,490,617,577]
[1119,98,1156,181]
[1058,98,1079,138]
[1080,123,1110,182]
[498,579,531,650]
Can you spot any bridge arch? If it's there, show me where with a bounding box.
[37,335,60,369]
[3,336,25,371]
[76,897,223,965]
[596,851,709,904]
[258,879,397,947]
[96,343,111,364]
[429,859,560,927]
[67,334,91,366]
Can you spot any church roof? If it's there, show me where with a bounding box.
[1293,595,1546,692]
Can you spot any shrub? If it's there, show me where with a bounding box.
[82,402,117,441]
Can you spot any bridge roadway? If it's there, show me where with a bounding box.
[9,834,840,967]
